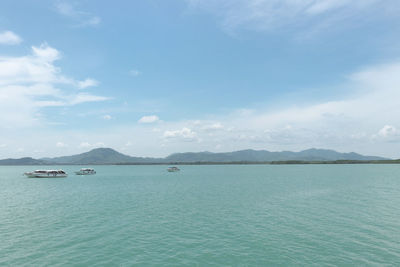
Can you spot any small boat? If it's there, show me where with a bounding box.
[167,166,180,172]
[24,170,68,178]
[75,168,96,175]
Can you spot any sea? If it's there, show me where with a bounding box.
[1,164,399,266]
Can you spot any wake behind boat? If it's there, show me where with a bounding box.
[75,168,96,175]
[24,170,68,178]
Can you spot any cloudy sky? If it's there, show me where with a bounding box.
[1,0,400,158]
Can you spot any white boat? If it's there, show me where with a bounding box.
[167,166,180,172]
[75,168,96,175]
[24,170,68,178]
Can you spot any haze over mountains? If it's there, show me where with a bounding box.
[0,148,389,165]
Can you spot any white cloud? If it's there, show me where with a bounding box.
[130,69,142,76]
[230,62,400,151]
[79,142,105,149]
[202,122,224,131]
[304,0,377,15]
[378,125,398,138]
[86,17,101,26]
[55,1,77,17]
[0,42,109,128]
[185,0,394,34]
[69,93,109,105]
[0,43,61,86]
[78,78,99,89]
[0,31,22,45]
[79,142,91,148]
[138,115,159,123]
[32,43,60,61]
[1,43,400,158]
[55,1,101,27]
[164,127,198,141]
[56,142,67,148]
[103,114,112,120]
[132,60,400,157]
[5,57,400,158]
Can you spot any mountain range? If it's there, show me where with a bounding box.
[0,147,389,165]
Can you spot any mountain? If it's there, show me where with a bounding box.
[0,147,389,165]
[0,157,47,165]
[293,148,384,161]
[45,148,160,164]
[165,148,387,162]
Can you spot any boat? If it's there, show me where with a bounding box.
[167,166,180,172]
[24,170,68,178]
[75,168,96,175]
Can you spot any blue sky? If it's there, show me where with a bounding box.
[1,0,400,158]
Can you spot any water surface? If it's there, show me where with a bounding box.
[1,165,400,266]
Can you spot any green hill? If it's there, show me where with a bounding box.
[0,147,390,165]
[0,157,47,165]
[46,148,159,164]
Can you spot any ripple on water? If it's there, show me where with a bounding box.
[0,165,400,266]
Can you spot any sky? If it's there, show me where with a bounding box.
[0,0,400,159]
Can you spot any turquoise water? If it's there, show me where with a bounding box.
[1,165,400,266]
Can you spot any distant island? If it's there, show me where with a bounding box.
[0,147,398,165]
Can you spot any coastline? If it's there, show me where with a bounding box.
[1,159,400,166]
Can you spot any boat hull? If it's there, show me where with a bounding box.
[24,172,67,178]
[74,172,96,175]
[167,167,180,172]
